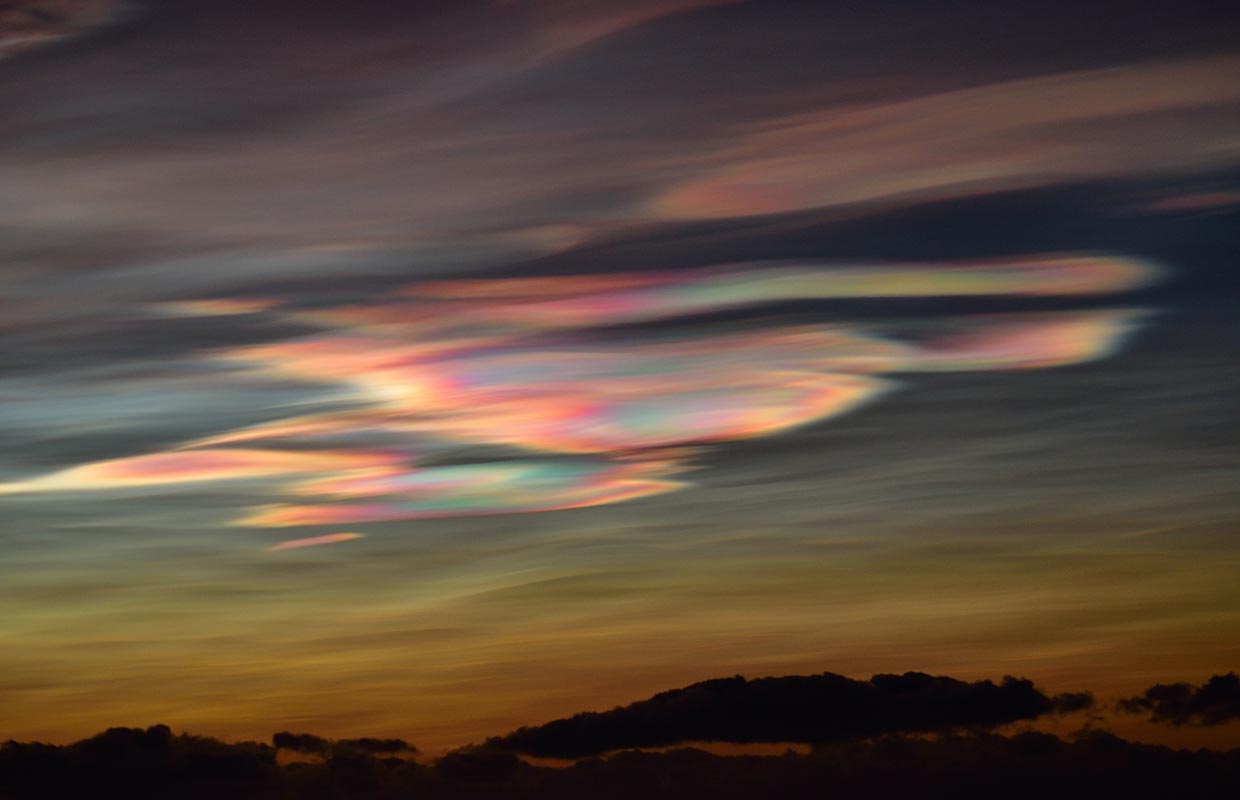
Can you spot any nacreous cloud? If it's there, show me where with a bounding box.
[0,255,1157,536]
[0,1,128,61]
[0,449,403,494]
[652,56,1240,219]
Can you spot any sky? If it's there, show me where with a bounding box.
[1,0,1239,753]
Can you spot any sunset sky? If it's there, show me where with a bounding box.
[1,0,1238,753]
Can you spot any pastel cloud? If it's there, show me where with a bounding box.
[0,448,402,494]
[207,325,899,455]
[246,459,686,528]
[0,1,127,61]
[265,532,365,552]
[0,255,1158,533]
[298,254,1155,336]
[653,56,1240,219]
[152,298,281,317]
[909,310,1148,372]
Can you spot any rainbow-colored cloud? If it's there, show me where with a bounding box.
[0,254,1157,538]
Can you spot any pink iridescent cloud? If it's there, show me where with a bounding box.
[266,532,365,552]
[246,459,687,527]
[0,449,403,494]
[1,255,1157,535]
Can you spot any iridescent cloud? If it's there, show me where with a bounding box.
[1,256,1158,533]
[152,298,281,317]
[247,459,687,527]
[204,326,899,455]
[1144,191,1240,214]
[0,1,128,61]
[266,532,365,552]
[292,255,1155,336]
[909,310,1148,372]
[0,449,403,494]
[652,56,1240,219]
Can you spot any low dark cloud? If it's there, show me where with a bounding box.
[1049,691,1096,713]
[336,737,417,755]
[490,671,1092,758]
[271,731,329,754]
[272,731,417,758]
[1118,673,1240,726]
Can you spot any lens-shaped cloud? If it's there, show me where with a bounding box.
[265,532,365,552]
[290,255,1154,337]
[0,255,1157,536]
[0,448,403,494]
[245,459,687,527]
[908,310,1148,372]
[152,298,281,317]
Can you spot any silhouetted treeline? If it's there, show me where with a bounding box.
[3,726,1239,799]
[492,671,1093,757]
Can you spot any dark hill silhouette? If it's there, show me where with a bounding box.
[490,670,1094,758]
[1,672,1237,799]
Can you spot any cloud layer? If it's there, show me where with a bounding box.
[0,255,1156,532]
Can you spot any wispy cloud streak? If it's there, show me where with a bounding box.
[266,532,365,552]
